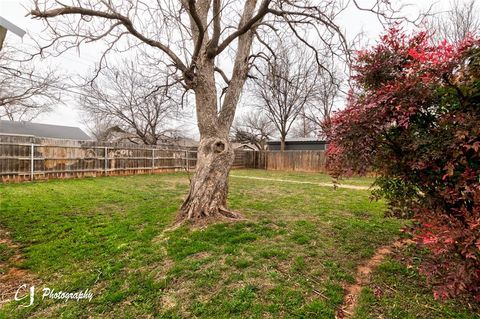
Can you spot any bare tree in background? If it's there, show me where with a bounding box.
[290,115,317,138]
[231,111,274,150]
[80,62,178,145]
[305,66,342,138]
[30,0,422,223]
[252,43,319,151]
[0,45,62,121]
[292,64,341,139]
[429,0,479,43]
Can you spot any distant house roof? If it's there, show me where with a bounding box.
[0,16,26,51]
[0,120,92,140]
[0,16,26,38]
[267,137,327,144]
[266,137,328,151]
[232,143,256,150]
[174,137,199,147]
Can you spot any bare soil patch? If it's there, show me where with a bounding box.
[336,239,413,318]
[0,227,36,307]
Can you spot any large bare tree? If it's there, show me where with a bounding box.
[80,62,179,145]
[0,45,62,121]
[30,0,419,223]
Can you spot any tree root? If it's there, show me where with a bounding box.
[175,205,245,228]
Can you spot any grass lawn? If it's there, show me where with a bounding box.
[230,169,375,187]
[0,169,477,318]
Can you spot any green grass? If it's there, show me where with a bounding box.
[0,243,14,263]
[0,170,476,318]
[353,256,479,319]
[230,168,375,186]
[0,243,15,275]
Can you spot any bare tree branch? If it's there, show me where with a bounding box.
[215,0,271,56]
[30,4,188,71]
[428,0,479,43]
[0,45,62,121]
[80,61,180,145]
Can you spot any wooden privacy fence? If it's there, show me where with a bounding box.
[0,135,326,182]
[0,135,198,183]
[263,150,327,172]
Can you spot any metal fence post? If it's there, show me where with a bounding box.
[30,143,34,181]
[151,149,155,172]
[104,147,108,176]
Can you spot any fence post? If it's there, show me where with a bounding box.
[30,143,34,181]
[104,147,108,176]
[185,149,189,171]
[151,149,155,172]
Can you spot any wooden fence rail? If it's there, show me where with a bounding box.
[0,136,326,183]
[0,143,197,183]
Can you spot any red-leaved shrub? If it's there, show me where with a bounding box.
[327,27,480,300]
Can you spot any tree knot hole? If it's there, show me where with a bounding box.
[213,141,225,153]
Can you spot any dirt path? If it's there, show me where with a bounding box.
[0,227,36,307]
[229,175,371,190]
[336,239,412,318]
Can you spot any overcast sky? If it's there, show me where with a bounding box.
[0,0,455,138]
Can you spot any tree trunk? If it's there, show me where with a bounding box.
[280,137,286,151]
[177,53,243,223]
[176,0,258,224]
[176,57,243,223]
[178,136,241,222]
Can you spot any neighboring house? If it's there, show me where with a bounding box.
[172,137,199,148]
[267,137,328,151]
[94,125,199,147]
[233,143,256,151]
[0,16,26,50]
[0,120,92,140]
